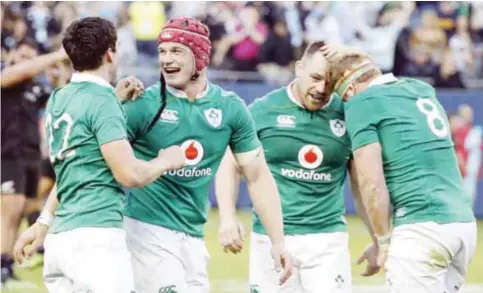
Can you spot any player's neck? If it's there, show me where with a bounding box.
[291,82,304,106]
[78,67,111,85]
[181,75,208,102]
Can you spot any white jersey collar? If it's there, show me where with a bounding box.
[368,73,398,88]
[166,82,210,99]
[70,72,114,89]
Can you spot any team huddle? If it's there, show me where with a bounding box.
[12,16,476,293]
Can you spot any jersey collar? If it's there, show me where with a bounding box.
[166,82,211,99]
[368,73,398,88]
[70,72,114,89]
[286,79,334,110]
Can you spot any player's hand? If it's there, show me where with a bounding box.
[271,242,293,285]
[218,217,245,254]
[357,242,384,277]
[158,145,186,171]
[115,76,144,102]
[13,222,49,265]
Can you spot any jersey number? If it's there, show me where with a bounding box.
[416,98,448,138]
[45,113,76,163]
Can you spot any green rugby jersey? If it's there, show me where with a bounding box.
[251,83,352,235]
[344,74,475,227]
[123,82,260,237]
[45,74,127,233]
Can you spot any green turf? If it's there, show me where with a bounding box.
[4,210,482,293]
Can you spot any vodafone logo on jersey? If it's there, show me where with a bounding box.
[166,140,212,178]
[280,144,331,182]
[298,145,323,169]
[181,140,204,166]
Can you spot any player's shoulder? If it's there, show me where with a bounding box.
[249,86,288,111]
[209,83,249,110]
[325,94,345,115]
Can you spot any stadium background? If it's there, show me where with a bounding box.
[1,1,482,292]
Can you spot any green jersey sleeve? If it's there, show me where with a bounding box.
[89,94,127,146]
[229,97,261,154]
[123,94,153,142]
[345,96,381,151]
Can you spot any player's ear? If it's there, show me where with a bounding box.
[344,84,356,101]
[106,47,115,63]
[295,60,303,78]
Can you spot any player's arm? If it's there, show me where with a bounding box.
[352,143,391,242]
[215,147,245,253]
[1,48,67,89]
[94,92,185,188]
[228,98,292,284]
[348,160,377,243]
[101,140,184,188]
[13,184,59,264]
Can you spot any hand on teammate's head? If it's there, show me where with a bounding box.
[115,76,144,102]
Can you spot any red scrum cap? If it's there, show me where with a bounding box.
[157,17,212,73]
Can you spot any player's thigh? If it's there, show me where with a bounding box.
[64,228,136,293]
[385,223,451,293]
[24,160,40,199]
[1,159,27,219]
[43,233,75,293]
[298,232,352,293]
[249,232,301,293]
[125,216,187,293]
[183,236,210,293]
[444,221,478,293]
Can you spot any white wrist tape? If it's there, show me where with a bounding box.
[376,234,391,249]
[37,210,55,228]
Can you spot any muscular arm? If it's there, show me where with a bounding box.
[353,142,391,239]
[101,139,176,188]
[1,50,66,89]
[348,160,377,243]
[237,148,285,247]
[215,147,242,220]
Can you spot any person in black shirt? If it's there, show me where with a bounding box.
[1,38,67,287]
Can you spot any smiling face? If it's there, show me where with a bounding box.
[158,42,196,89]
[294,50,330,111]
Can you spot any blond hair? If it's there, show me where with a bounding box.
[324,48,381,96]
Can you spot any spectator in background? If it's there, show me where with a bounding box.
[452,105,482,207]
[410,9,447,62]
[258,18,295,85]
[304,2,341,44]
[350,2,414,72]
[280,2,304,58]
[129,1,166,57]
[434,49,466,88]
[401,45,438,77]
[117,3,138,80]
[25,2,61,53]
[213,5,268,71]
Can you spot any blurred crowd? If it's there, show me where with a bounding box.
[449,105,482,206]
[2,1,483,88]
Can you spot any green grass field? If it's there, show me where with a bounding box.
[5,210,483,293]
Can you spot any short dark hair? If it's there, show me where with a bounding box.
[62,17,117,72]
[302,41,327,60]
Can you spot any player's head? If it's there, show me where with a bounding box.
[62,17,118,82]
[294,41,330,111]
[157,17,211,89]
[8,38,38,65]
[325,50,381,102]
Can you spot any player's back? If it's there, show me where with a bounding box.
[346,78,474,226]
[45,77,127,233]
